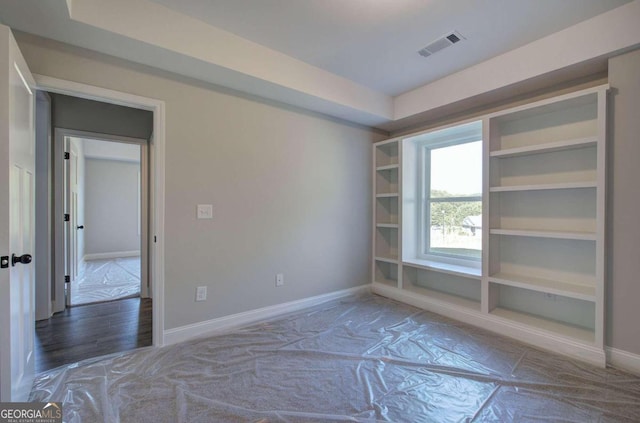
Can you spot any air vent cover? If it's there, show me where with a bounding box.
[418,31,465,58]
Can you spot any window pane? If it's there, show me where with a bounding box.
[430,141,482,198]
[429,201,482,259]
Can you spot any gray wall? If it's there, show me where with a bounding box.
[607,49,640,355]
[51,93,153,140]
[16,34,384,330]
[84,158,140,255]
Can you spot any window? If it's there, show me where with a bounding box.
[412,121,483,266]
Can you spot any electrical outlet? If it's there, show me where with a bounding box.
[197,204,213,219]
[195,286,207,301]
[275,273,284,287]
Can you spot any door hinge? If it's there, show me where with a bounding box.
[64,152,70,160]
[64,213,70,222]
[64,275,70,283]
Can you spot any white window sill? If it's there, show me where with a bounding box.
[403,257,481,278]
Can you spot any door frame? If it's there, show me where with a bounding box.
[54,129,151,310]
[36,74,166,347]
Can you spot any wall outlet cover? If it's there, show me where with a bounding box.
[197,204,213,219]
[276,273,284,287]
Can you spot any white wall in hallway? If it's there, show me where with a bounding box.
[84,157,140,256]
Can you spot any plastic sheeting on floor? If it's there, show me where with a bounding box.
[71,257,140,306]
[30,294,640,422]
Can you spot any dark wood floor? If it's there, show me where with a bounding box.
[35,297,152,373]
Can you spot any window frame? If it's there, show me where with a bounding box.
[415,122,483,268]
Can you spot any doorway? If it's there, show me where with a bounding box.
[31,76,166,350]
[30,83,165,372]
[65,137,145,306]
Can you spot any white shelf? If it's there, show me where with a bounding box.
[375,192,399,198]
[403,258,481,278]
[403,283,481,312]
[490,307,595,344]
[488,272,596,302]
[376,164,399,171]
[490,136,597,158]
[376,223,399,229]
[374,256,398,264]
[489,228,596,241]
[489,181,596,192]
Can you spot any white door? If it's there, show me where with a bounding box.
[0,26,36,401]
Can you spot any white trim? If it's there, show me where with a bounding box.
[83,250,140,261]
[33,74,166,347]
[372,283,606,367]
[606,347,640,376]
[164,285,371,346]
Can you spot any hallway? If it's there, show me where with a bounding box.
[71,257,141,305]
[35,297,152,373]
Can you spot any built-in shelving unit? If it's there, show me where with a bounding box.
[486,86,605,357]
[372,139,401,289]
[371,85,608,366]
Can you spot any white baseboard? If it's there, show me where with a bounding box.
[606,347,640,376]
[83,250,141,261]
[164,284,371,346]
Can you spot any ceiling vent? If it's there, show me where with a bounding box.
[418,31,465,58]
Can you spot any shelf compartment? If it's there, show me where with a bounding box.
[490,145,596,188]
[489,283,595,343]
[488,272,595,302]
[489,236,596,287]
[375,141,399,167]
[489,228,596,241]
[489,181,596,192]
[489,92,597,152]
[403,265,481,311]
[490,307,595,344]
[375,196,399,225]
[375,167,399,195]
[489,136,597,158]
[375,226,399,261]
[489,189,596,233]
[374,260,398,288]
[375,193,399,198]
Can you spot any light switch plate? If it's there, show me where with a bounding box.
[196,286,207,301]
[197,204,213,219]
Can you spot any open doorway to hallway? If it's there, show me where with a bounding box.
[67,137,143,306]
[32,89,158,373]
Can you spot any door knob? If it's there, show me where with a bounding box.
[12,254,32,266]
[77,225,84,229]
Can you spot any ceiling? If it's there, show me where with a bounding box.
[0,0,637,129]
[147,0,631,96]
